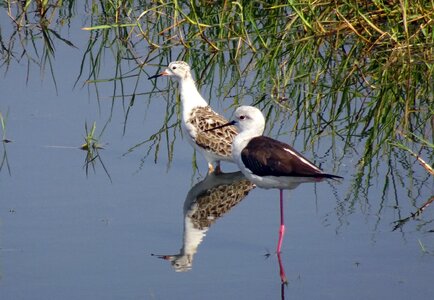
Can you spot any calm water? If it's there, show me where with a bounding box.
[0,13,433,300]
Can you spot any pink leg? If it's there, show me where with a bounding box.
[277,252,288,285]
[277,189,285,254]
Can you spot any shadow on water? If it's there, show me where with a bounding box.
[149,170,290,296]
[0,110,12,175]
[150,170,347,289]
[151,171,255,272]
[1,139,12,176]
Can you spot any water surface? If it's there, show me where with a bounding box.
[0,9,433,300]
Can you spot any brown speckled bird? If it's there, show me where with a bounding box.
[149,61,237,174]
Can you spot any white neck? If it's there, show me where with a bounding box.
[232,129,260,158]
[178,76,208,121]
[181,216,208,256]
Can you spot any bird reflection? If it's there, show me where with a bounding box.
[152,171,255,272]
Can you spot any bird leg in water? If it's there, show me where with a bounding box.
[277,189,285,254]
[277,252,288,285]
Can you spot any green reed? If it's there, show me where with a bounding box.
[1,0,77,91]
[84,0,433,220]
[80,121,111,182]
[129,1,432,168]
[1,1,433,216]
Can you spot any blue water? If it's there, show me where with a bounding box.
[0,14,433,300]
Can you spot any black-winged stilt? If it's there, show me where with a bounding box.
[206,105,342,254]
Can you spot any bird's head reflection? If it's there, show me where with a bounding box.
[152,254,193,272]
[152,171,255,272]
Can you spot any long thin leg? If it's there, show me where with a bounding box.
[277,252,288,285]
[277,189,285,253]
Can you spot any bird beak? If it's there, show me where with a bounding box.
[151,253,173,261]
[148,70,170,80]
[205,120,236,132]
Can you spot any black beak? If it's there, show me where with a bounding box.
[204,120,236,132]
[148,73,163,80]
[151,253,171,260]
[148,70,169,80]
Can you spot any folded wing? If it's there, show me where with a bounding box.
[241,136,341,179]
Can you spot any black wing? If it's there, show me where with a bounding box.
[241,136,342,178]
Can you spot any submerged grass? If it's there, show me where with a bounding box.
[390,131,434,175]
[0,110,11,175]
[0,110,7,142]
[80,121,111,182]
[80,121,103,151]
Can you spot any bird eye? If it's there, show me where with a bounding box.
[239,115,246,120]
[172,66,177,70]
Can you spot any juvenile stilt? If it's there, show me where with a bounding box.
[148,61,237,174]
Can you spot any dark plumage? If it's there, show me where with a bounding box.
[241,136,343,179]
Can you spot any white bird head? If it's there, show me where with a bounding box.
[148,61,192,81]
[232,106,265,136]
[204,105,265,138]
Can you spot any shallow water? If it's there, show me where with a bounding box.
[0,13,433,300]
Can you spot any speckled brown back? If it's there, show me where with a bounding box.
[190,179,255,229]
[188,106,238,158]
